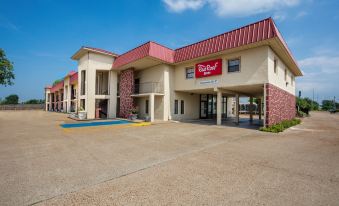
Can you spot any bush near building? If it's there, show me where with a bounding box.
[260,118,301,133]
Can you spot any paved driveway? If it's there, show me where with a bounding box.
[0,111,338,205]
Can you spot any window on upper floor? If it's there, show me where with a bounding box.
[274,59,278,74]
[291,75,295,86]
[228,58,240,72]
[81,70,86,95]
[185,67,195,79]
[284,69,287,81]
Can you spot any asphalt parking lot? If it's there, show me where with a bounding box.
[0,111,338,205]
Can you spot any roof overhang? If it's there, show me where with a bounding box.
[71,46,118,60]
[269,37,302,76]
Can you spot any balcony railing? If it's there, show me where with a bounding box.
[134,82,163,94]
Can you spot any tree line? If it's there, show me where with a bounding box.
[297,97,338,112]
[0,94,44,105]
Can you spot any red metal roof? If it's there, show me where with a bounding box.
[65,71,76,77]
[113,42,174,69]
[174,18,275,62]
[70,72,78,85]
[50,81,64,93]
[112,18,299,73]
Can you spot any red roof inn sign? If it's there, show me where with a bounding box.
[195,59,222,78]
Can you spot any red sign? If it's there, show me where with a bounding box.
[195,59,222,78]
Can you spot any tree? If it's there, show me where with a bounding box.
[322,100,338,111]
[0,48,15,86]
[296,97,319,111]
[1,94,19,105]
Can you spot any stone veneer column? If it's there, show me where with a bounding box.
[265,83,296,126]
[119,68,134,118]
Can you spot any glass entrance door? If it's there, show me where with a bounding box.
[200,94,227,119]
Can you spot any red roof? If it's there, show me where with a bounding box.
[113,42,174,69]
[65,71,77,77]
[70,72,78,85]
[112,18,300,75]
[174,18,275,62]
[50,81,64,93]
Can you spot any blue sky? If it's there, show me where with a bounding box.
[0,0,338,102]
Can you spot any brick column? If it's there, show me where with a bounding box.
[119,68,134,118]
[265,83,296,126]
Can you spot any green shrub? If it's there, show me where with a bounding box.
[260,118,301,133]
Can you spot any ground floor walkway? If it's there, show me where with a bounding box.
[0,111,338,205]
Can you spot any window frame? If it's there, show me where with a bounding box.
[174,100,178,114]
[227,57,241,73]
[185,67,195,79]
[145,99,149,114]
[180,100,185,114]
[274,59,278,74]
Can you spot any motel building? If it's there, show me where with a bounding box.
[44,18,303,127]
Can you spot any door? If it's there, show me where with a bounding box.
[200,94,208,119]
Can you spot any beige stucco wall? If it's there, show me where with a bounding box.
[174,46,269,91]
[268,47,296,95]
[77,52,115,119]
[170,92,200,121]
[134,64,174,121]
[136,96,164,120]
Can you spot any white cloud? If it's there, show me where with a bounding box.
[273,12,287,21]
[299,56,339,74]
[0,17,19,31]
[296,11,308,18]
[208,0,300,17]
[162,0,301,16]
[162,0,205,12]
[297,54,339,100]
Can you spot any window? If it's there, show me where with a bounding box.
[174,100,178,114]
[291,75,295,86]
[145,100,149,114]
[185,67,194,79]
[181,100,185,114]
[80,99,86,111]
[274,59,278,74]
[228,58,240,72]
[81,70,86,95]
[284,69,287,81]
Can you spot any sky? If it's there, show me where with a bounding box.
[0,0,338,103]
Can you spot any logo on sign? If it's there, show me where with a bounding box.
[195,59,222,78]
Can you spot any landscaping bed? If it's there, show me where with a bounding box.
[260,118,301,133]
